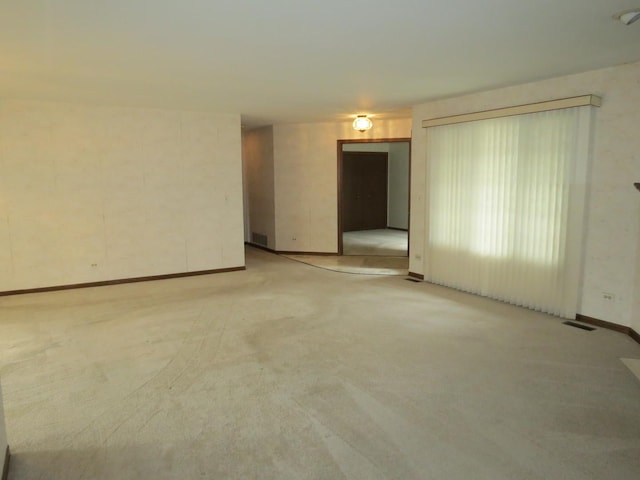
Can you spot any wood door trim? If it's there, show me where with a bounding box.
[2,446,10,480]
[339,138,411,144]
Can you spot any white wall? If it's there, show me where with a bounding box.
[342,143,389,153]
[273,119,411,253]
[243,127,276,249]
[241,131,251,243]
[0,100,245,292]
[411,61,640,329]
[387,142,410,230]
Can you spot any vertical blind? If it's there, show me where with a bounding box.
[425,106,592,317]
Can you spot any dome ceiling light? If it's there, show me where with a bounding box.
[352,115,373,132]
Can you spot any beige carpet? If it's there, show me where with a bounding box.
[622,358,640,383]
[281,254,408,275]
[343,229,408,256]
[1,246,639,479]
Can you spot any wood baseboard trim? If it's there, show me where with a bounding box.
[575,314,628,334]
[245,242,276,253]
[2,446,9,480]
[0,266,246,298]
[575,314,640,345]
[408,271,424,280]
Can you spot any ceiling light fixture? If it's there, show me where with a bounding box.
[616,9,640,25]
[353,115,373,132]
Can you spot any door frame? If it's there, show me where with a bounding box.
[337,137,412,255]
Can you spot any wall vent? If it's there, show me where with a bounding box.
[251,232,268,247]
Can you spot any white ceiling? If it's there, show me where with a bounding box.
[1,1,639,127]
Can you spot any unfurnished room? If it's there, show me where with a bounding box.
[1,2,640,479]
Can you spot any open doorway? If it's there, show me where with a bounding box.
[337,138,411,256]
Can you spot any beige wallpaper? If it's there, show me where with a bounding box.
[411,61,640,329]
[272,119,412,253]
[0,100,244,291]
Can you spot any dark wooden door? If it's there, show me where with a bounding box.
[342,152,388,232]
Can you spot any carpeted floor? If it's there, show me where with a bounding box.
[0,246,639,479]
[281,254,408,275]
[343,229,408,256]
[622,358,640,382]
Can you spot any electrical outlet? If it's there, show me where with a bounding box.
[602,292,615,302]
[291,237,296,241]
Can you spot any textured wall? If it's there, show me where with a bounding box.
[0,382,6,458]
[387,142,410,230]
[242,127,276,249]
[0,100,244,291]
[411,61,640,328]
[273,119,411,253]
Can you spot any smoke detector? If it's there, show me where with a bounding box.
[615,9,640,25]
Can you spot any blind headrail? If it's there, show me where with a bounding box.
[421,95,601,128]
